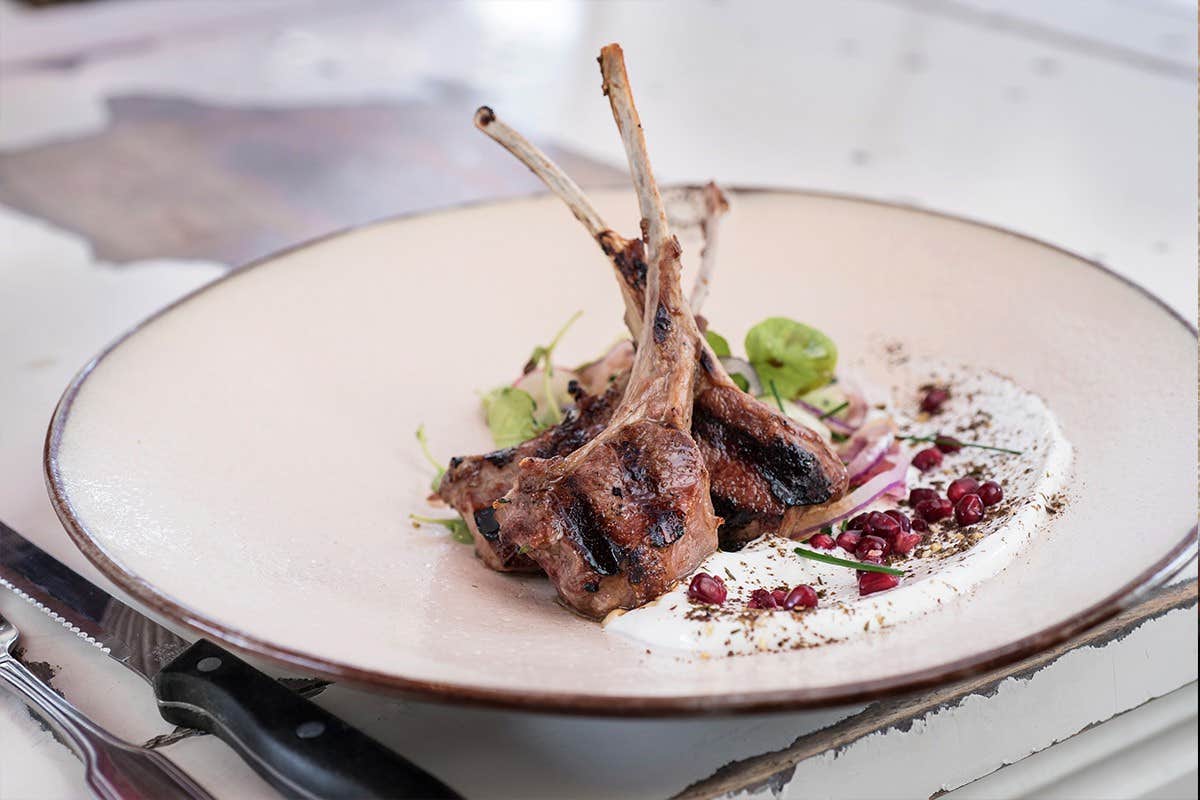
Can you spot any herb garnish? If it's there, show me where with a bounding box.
[525,310,583,426]
[482,386,540,448]
[899,434,1022,456]
[410,514,473,544]
[767,380,787,413]
[704,329,732,358]
[706,329,752,391]
[819,400,850,420]
[793,546,906,576]
[415,424,445,491]
[745,317,838,399]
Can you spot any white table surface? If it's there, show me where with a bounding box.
[1,1,1196,798]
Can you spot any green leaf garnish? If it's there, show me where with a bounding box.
[525,311,583,426]
[767,379,787,413]
[745,317,838,399]
[730,373,750,392]
[481,386,540,448]
[415,424,445,491]
[819,400,850,420]
[411,514,473,544]
[793,546,906,576]
[704,329,732,358]
[899,434,1022,456]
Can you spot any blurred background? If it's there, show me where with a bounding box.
[0,2,1196,798]
[1,0,1195,311]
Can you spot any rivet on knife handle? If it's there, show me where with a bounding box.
[154,640,460,800]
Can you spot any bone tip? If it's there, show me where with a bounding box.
[474,106,496,128]
[600,43,624,60]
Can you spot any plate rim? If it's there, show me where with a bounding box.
[43,187,1199,716]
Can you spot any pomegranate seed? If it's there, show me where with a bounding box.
[856,534,891,561]
[747,588,778,610]
[908,487,940,507]
[846,513,871,531]
[911,517,929,532]
[784,584,819,610]
[935,435,963,453]
[836,531,862,551]
[920,387,950,414]
[884,509,912,532]
[867,511,900,539]
[809,533,836,550]
[947,477,980,503]
[979,481,1004,506]
[892,531,922,556]
[955,494,985,526]
[687,573,727,605]
[912,447,943,472]
[915,497,953,522]
[771,588,789,607]
[859,572,901,596]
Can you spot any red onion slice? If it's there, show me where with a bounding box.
[845,429,895,481]
[785,455,912,538]
[838,417,897,463]
[718,356,763,396]
[837,372,870,428]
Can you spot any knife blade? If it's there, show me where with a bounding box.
[0,520,460,800]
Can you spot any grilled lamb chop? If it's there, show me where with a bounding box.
[491,47,719,617]
[437,373,626,571]
[476,90,848,549]
[437,114,714,570]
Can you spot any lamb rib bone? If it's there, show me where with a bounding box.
[489,46,719,618]
[473,106,727,330]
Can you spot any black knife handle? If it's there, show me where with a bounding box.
[154,640,460,800]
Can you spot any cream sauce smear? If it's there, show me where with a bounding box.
[604,364,1073,657]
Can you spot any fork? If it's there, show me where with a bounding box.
[0,612,214,800]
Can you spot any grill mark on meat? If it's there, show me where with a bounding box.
[699,348,717,377]
[483,449,515,468]
[647,507,685,547]
[474,507,501,542]
[562,480,620,576]
[621,545,648,585]
[614,438,652,494]
[710,493,761,533]
[600,232,647,290]
[653,302,671,344]
[693,405,836,507]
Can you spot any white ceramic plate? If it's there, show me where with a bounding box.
[46,190,1197,714]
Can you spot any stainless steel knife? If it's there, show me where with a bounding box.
[0,520,460,800]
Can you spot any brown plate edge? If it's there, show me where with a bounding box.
[43,187,1200,717]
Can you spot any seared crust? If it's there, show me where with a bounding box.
[436,375,627,571]
[692,385,848,548]
[495,421,717,616]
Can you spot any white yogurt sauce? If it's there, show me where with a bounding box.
[605,363,1073,656]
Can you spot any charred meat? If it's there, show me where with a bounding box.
[436,374,626,571]
[491,48,719,617]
